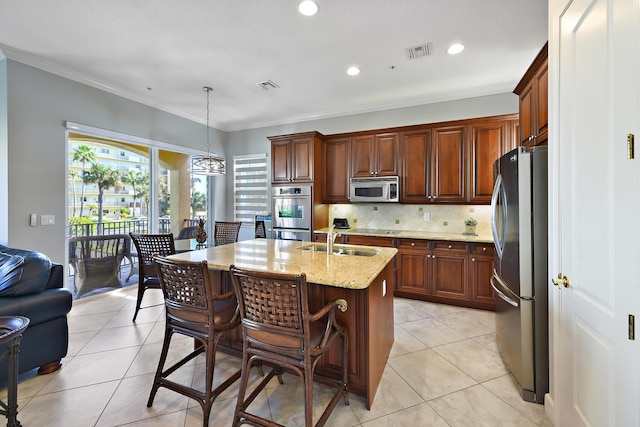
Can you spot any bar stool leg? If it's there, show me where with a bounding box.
[6,336,22,427]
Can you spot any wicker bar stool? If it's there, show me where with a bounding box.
[229,265,349,427]
[129,233,176,322]
[213,221,242,246]
[148,257,241,427]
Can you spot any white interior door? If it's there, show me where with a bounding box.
[554,0,639,425]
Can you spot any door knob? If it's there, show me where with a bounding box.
[552,274,570,288]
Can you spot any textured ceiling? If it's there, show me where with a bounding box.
[0,0,548,131]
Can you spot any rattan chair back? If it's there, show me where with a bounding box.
[155,258,218,329]
[232,268,309,355]
[129,233,176,321]
[214,221,242,246]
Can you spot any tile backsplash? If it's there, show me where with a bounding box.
[329,204,492,236]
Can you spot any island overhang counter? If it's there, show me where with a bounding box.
[167,238,398,409]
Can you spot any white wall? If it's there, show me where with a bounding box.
[0,52,7,245]
[4,59,227,262]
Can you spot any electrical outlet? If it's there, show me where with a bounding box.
[423,212,430,221]
[395,219,400,224]
[443,221,448,226]
[418,207,423,212]
[373,206,378,211]
[469,207,475,213]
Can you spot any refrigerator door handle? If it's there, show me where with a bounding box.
[490,269,519,307]
[491,174,506,258]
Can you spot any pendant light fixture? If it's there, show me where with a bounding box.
[191,86,226,175]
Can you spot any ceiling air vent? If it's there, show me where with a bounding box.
[255,80,280,90]
[406,42,434,60]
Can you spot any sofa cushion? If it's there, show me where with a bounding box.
[0,252,25,296]
[0,246,52,296]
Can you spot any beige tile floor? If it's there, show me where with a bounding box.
[3,286,553,426]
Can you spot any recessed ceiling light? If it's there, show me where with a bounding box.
[347,66,360,76]
[298,1,318,16]
[447,43,465,55]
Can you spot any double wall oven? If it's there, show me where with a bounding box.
[272,185,312,241]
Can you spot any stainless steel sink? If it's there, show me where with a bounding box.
[300,244,379,257]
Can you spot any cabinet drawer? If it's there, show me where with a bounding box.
[398,239,429,250]
[432,241,467,252]
[470,244,496,256]
[344,235,395,247]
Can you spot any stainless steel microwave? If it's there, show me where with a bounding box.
[349,176,399,203]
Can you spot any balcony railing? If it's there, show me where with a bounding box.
[67,218,172,237]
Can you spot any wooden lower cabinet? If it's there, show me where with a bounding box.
[469,243,497,310]
[431,241,469,301]
[396,239,430,297]
[395,239,496,310]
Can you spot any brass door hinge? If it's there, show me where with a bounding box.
[629,314,635,340]
[628,134,634,159]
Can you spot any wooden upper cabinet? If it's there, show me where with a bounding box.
[400,129,431,203]
[375,133,400,176]
[351,133,399,177]
[469,121,508,203]
[515,42,548,147]
[351,134,375,177]
[400,125,467,204]
[269,132,322,184]
[432,125,466,203]
[322,136,351,203]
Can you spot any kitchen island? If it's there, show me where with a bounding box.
[168,238,398,409]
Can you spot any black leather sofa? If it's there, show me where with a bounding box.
[0,245,72,385]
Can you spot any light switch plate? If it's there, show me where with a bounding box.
[41,214,55,225]
[30,213,37,227]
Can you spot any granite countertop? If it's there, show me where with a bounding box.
[315,227,494,244]
[167,238,398,290]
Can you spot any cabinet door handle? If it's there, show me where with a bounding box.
[411,242,415,247]
[482,247,487,252]
[472,257,476,262]
[448,245,452,249]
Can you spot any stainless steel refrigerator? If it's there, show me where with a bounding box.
[490,145,548,404]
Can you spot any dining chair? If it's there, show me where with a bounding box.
[176,225,199,240]
[228,265,349,427]
[128,233,176,321]
[68,234,128,297]
[214,221,242,246]
[149,257,241,427]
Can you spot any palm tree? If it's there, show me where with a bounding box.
[121,170,145,217]
[69,170,79,216]
[72,145,95,217]
[83,163,123,232]
[191,191,206,216]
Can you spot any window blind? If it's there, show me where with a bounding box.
[233,154,268,224]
